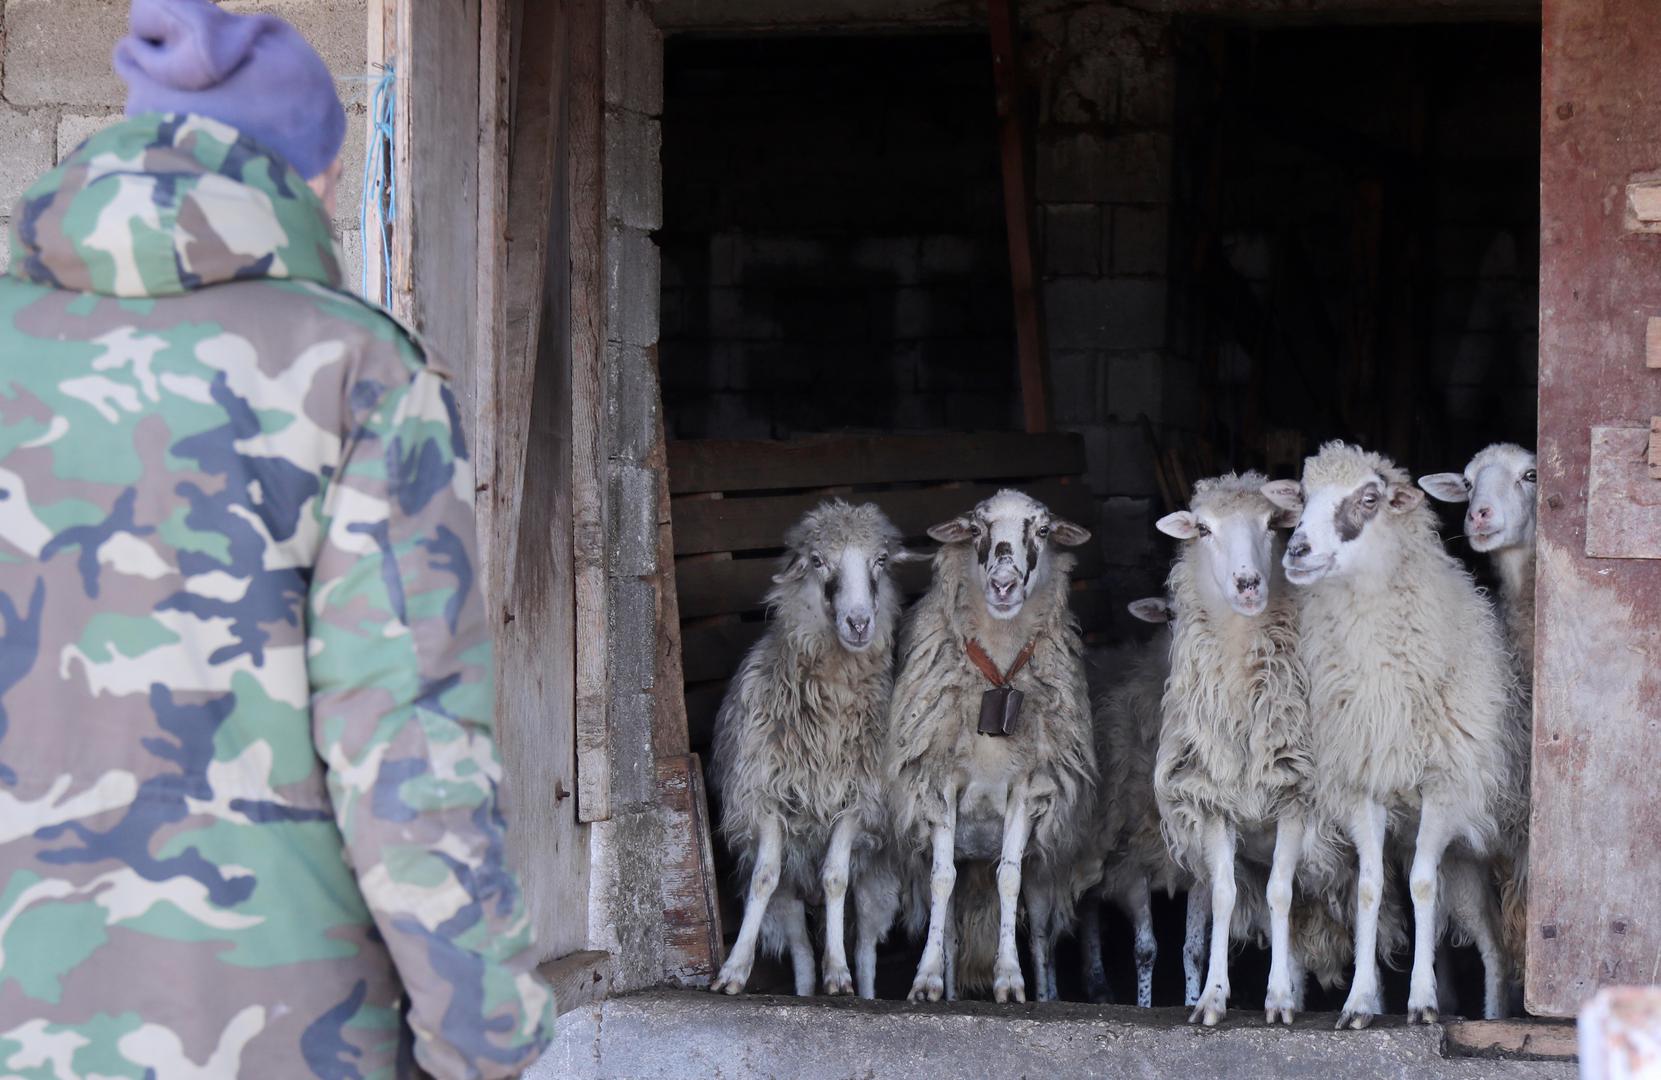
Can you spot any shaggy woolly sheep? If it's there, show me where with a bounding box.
[1421,442,1538,999]
[1267,441,1515,1027]
[1153,471,1317,1026]
[886,488,1095,1004]
[709,500,910,998]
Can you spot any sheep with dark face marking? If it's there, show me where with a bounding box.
[1267,441,1515,1028]
[885,489,1095,1004]
[1421,443,1538,1005]
[709,500,910,999]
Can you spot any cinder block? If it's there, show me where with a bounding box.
[1044,204,1101,277]
[1048,349,1101,426]
[1112,206,1168,276]
[0,108,57,219]
[605,0,664,116]
[606,225,661,348]
[1044,278,1167,351]
[56,112,119,164]
[606,343,661,463]
[609,464,659,578]
[920,235,981,278]
[1036,133,1109,204]
[338,224,364,296]
[4,0,129,107]
[1104,351,1163,421]
[333,107,368,228]
[223,0,370,105]
[0,225,10,275]
[605,109,662,231]
[708,287,776,341]
[851,237,921,285]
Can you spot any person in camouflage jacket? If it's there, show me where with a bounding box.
[0,8,553,1076]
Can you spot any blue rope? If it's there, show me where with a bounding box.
[360,64,396,307]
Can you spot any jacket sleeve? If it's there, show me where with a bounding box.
[306,360,553,1079]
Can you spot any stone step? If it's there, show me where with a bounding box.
[532,991,1578,1080]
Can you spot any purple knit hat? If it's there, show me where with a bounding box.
[112,0,345,179]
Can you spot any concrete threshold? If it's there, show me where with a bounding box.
[531,991,1578,1080]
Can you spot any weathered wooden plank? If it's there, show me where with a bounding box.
[570,0,611,824]
[1532,0,1661,1017]
[1585,424,1661,560]
[671,478,1095,557]
[471,0,512,598]
[668,432,1084,496]
[539,950,613,1016]
[988,0,1049,434]
[657,755,723,984]
[651,348,692,761]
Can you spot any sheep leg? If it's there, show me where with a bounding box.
[907,784,958,1003]
[1445,853,1508,1020]
[819,815,858,996]
[1289,940,1307,1013]
[1190,817,1237,1027]
[1406,803,1457,1024]
[1080,885,1111,1004]
[853,870,899,1000]
[1022,875,1056,1002]
[712,815,785,994]
[1337,799,1389,1030]
[778,892,816,996]
[1123,875,1157,1008]
[943,888,959,1001]
[993,786,1033,1004]
[1183,885,1207,1007]
[1265,814,1305,1025]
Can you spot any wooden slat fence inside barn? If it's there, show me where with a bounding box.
[668,432,1110,750]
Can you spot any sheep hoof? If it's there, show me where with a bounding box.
[1189,987,1227,1026]
[710,970,747,996]
[908,973,944,1003]
[993,962,1026,1004]
[822,966,854,996]
[1407,1006,1439,1025]
[1336,1009,1375,1030]
[1264,985,1296,1026]
[1265,1008,1295,1026]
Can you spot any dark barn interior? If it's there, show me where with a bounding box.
[659,17,1540,1011]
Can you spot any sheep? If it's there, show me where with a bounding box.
[708,499,910,999]
[1078,596,1188,1008]
[1420,443,1538,998]
[1152,471,1318,1026]
[885,488,1095,1004]
[1266,441,1516,1027]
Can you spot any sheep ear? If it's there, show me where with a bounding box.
[891,546,929,564]
[1418,473,1469,503]
[927,516,975,544]
[1127,597,1172,624]
[1386,482,1425,514]
[1155,511,1199,540]
[1260,479,1304,514]
[771,555,809,584]
[1049,518,1091,547]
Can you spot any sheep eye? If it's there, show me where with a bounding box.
[1196,523,1211,538]
[1037,524,1050,538]
[875,552,888,567]
[1463,478,1473,491]
[1523,469,1537,484]
[969,523,982,538]
[810,553,824,569]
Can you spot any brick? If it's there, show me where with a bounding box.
[605,110,662,231]
[605,0,663,116]
[56,112,119,164]
[1043,204,1100,277]
[1044,278,1167,350]
[1040,133,1172,205]
[1048,350,1101,426]
[606,225,661,347]
[0,108,56,219]
[1111,206,1168,276]
[4,0,128,107]
[1104,351,1163,421]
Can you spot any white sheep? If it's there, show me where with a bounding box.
[886,488,1095,1004]
[1266,441,1516,1027]
[709,499,910,998]
[1152,471,1316,1026]
[1420,442,1538,1000]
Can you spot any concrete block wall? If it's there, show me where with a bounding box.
[0,0,370,285]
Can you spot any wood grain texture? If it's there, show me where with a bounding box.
[540,950,614,1015]
[1532,0,1661,1016]
[569,0,612,824]
[657,755,724,984]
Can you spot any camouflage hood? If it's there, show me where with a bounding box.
[9,112,343,298]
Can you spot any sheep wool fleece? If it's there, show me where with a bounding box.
[0,115,552,1078]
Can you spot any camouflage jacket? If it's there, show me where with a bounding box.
[0,115,552,1078]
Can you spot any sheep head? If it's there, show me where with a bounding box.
[1267,441,1425,588]
[1158,471,1292,617]
[1418,442,1537,555]
[927,488,1090,622]
[772,499,910,652]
